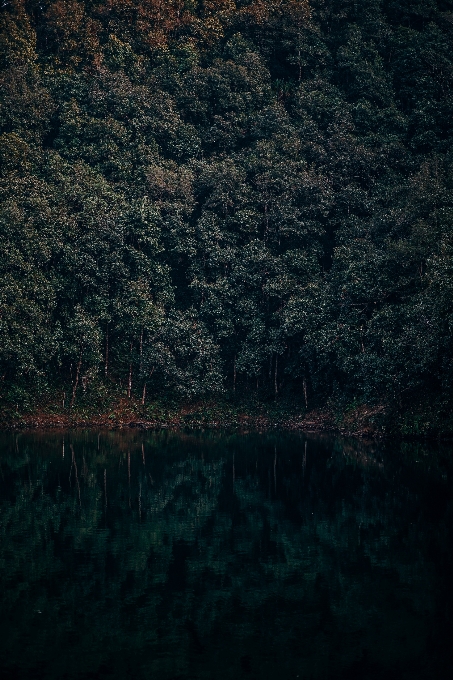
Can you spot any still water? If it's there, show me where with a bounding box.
[0,431,452,679]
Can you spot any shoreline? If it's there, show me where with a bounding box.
[0,403,367,437]
[0,413,339,434]
[1,400,451,440]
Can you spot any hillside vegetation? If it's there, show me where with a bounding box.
[1,1,453,433]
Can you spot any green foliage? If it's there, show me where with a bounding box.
[1,0,453,422]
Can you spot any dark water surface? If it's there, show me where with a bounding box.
[0,431,452,679]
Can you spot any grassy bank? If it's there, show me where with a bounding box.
[0,395,310,432]
[1,390,452,440]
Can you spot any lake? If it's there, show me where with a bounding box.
[0,430,452,679]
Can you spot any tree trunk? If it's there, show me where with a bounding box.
[139,327,143,375]
[127,342,132,398]
[142,383,146,406]
[105,324,109,378]
[143,366,154,408]
[303,377,308,410]
[70,349,82,408]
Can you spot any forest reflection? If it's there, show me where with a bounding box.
[0,431,452,679]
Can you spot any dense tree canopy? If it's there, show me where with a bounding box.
[1,0,453,417]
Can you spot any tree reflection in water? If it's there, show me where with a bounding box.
[0,431,452,679]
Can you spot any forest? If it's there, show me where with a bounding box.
[1,0,453,433]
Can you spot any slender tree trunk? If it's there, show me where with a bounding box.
[143,366,154,408]
[70,349,82,408]
[105,324,109,378]
[139,327,143,375]
[303,377,308,410]
[233,355,236,393]
[128,343,132,399]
